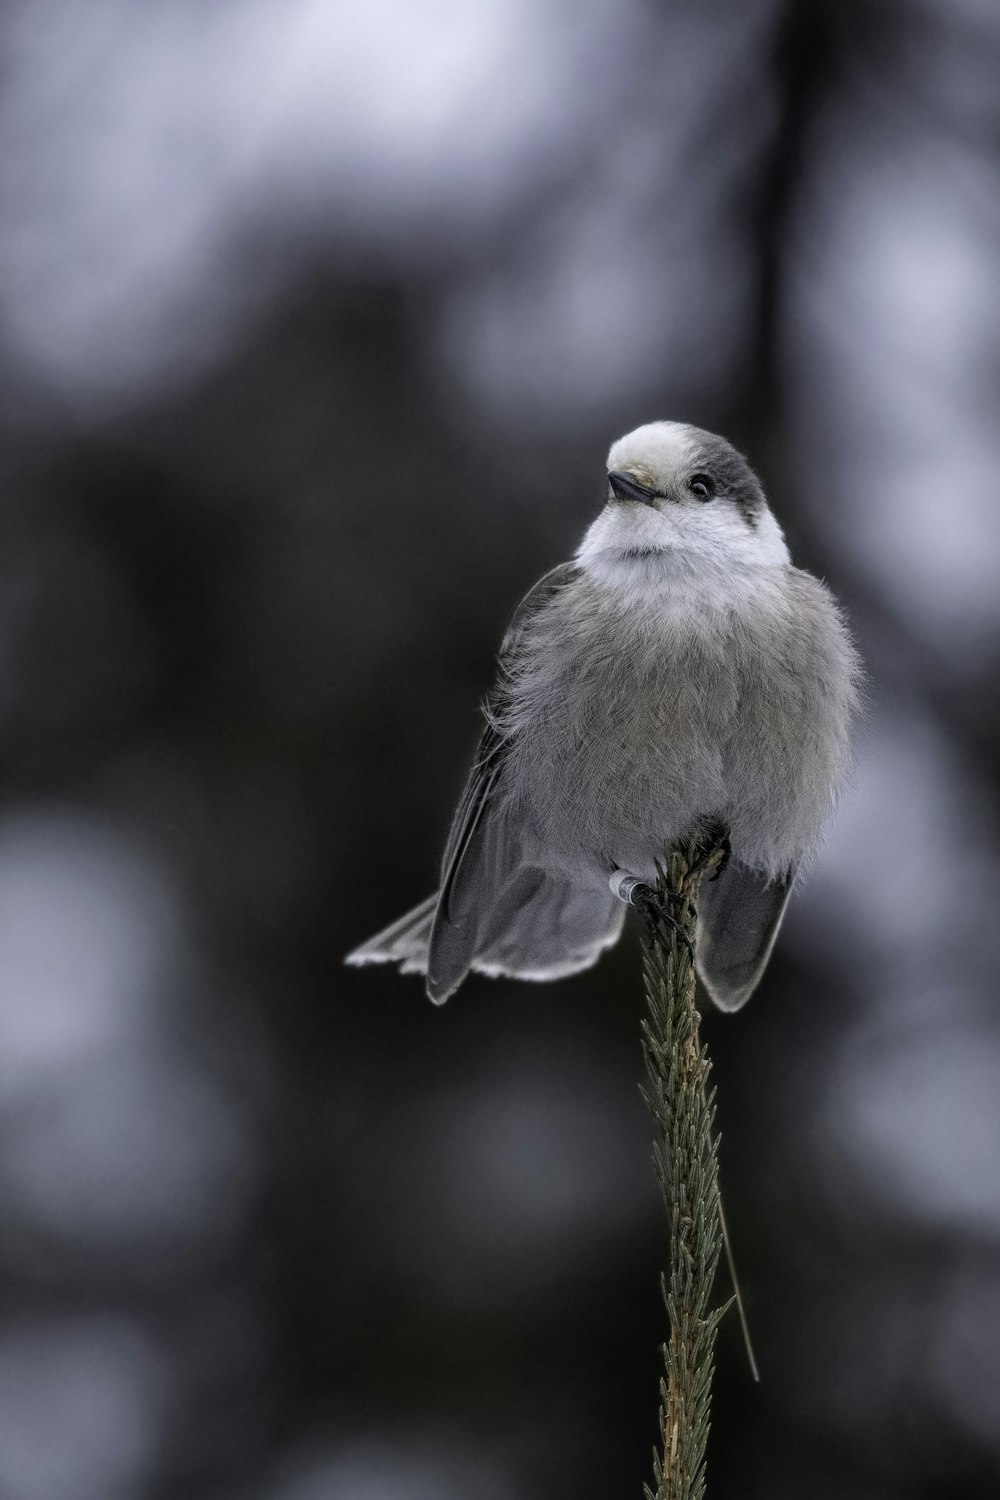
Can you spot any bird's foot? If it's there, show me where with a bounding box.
[689,818,732,882]
[609,870,695,946]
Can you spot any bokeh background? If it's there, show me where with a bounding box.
[2,1,1000,1496]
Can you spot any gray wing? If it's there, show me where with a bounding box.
[427,562,579,1003]
[694,864,796,1012]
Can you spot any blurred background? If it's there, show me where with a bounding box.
[1,1,999,1496]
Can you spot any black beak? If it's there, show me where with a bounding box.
[607,470,659,507]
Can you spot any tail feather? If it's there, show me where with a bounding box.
[472,870,625,982]
[344,894,438,976]
[695,864,795,1012]
[345,874,625,1002]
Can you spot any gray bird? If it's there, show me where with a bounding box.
[346,421,861,1010]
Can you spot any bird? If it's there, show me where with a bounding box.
[346,420,861,1011]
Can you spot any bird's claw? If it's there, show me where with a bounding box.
[709,832,731,881]
[687,819,731,882]
[609,870,695,947]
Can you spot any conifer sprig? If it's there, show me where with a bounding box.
[639,844,730,1500]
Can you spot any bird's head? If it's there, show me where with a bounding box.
[578,421,789,578]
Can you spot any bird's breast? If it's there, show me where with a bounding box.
[502,594,738,864]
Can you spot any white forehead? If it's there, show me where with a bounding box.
[606,421,696,475]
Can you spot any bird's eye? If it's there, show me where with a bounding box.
[688,473,715,501]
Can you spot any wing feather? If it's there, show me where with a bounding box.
[427,562,579,1001]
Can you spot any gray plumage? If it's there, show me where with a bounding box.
[347,421,861,1010]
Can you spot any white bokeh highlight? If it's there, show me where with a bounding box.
[0,1317,166,1500]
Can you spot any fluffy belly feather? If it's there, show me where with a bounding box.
[503,648,731,883]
